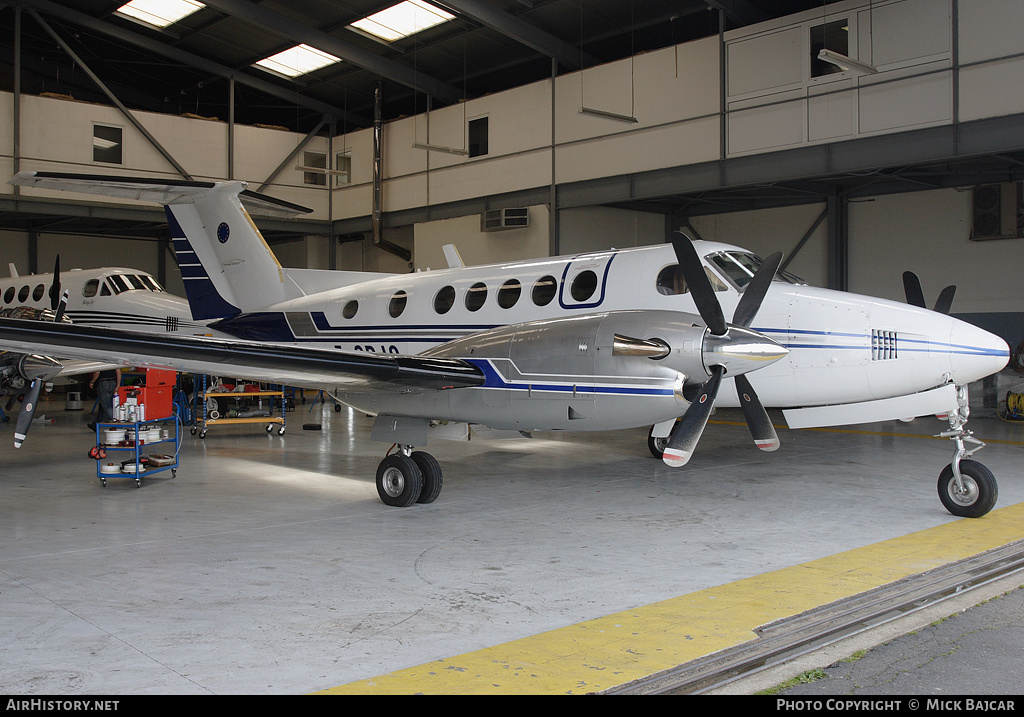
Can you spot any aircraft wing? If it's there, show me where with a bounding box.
[0,318,484,392]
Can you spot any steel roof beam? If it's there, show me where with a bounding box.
[11,0,367,125]
[704,1,769,27]
[198,0,463,103]
[434,0,597,70]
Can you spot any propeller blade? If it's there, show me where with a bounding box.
[48,256,61,311]
[902,271,926,308]
[662,365,725,467]
[14,379,43,448]
[670,233,727,335]
[732,251,783,329]
[54,289,69,323]
[735,374,779,452]
[933,285,956,315]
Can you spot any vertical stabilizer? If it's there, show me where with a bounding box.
[166,182,287,319]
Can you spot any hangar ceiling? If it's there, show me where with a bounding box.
[2,0,1024,249]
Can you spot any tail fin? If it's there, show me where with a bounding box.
[9,172,312,320]
[165,182,292,319]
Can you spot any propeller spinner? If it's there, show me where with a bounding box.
[661,235,785,467]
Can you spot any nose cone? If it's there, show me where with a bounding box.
[948,320,1009,385]
[703,326,789,377]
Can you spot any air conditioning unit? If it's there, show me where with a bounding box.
[481,207,529,232]
[971,183,1022,241]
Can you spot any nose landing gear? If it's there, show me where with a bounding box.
[936,385,998,518]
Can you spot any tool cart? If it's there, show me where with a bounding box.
[95,417,179,487]
[191,376,286,439]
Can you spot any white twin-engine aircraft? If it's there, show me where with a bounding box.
[0,255,212,446]
[1,172,1010,517]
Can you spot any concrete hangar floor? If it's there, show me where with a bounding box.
[0,374,1022,696]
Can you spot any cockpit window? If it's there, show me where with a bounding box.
[708,251,805,289]
[107,275,131,294]
[103,274,161,294]
[138,275,165,292]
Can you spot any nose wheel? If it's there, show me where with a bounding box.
[936,385,998,518]
[938,460,997,518]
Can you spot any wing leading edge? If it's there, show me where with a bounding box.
[0,318,484,392]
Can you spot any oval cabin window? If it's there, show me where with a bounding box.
[496,279,521,309]
[389,291,408,318]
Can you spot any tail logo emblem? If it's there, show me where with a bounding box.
[217,222,230,244]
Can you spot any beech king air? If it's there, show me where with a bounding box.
[1,257,214,446]
[0,172,1010,517]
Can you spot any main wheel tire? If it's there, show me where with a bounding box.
[647,426,668,459]
[376,454,423,507]
[938,460,998,518]
[411,451,443,504]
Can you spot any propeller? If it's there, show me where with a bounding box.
[662,234,783,467]
[48,255,62,311]
[903,271,956,315]
[13,287,68,448]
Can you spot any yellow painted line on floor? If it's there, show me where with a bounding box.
[316,502,1024,695]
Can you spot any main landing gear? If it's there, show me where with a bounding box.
[375,446,443,507]
[936,385,998,518]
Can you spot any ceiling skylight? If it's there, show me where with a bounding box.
[254,44,342,78]
[350,0,455,42]
[116,0,205,29]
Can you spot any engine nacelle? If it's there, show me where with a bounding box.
[341,310,785,433]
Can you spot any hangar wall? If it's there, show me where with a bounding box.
[2,0,1023,334]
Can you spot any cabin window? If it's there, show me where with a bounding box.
[342,300,359,319]
[570,270,598,302]
[465,282,487,312]
[18,286,29,302]
[532,275,557,306]
[82,279,99,298]
[388,291,408,318]
[434,286,456,314]
[657,263,730,294]
[496,279,521,309]
[656,265,687,295]
[32,284,45,301]
[3,287,14,303]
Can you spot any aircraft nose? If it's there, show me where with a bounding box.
[948,319,1009,385]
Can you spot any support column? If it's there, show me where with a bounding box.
[827,191,849,292]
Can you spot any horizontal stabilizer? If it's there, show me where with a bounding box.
[10,171,312,217]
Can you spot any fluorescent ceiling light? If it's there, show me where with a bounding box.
[116,0,205,29]
[350,1,455,42]
[817,49,878,75]
[255,44,342,78]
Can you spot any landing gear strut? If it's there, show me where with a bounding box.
[375,446,443,507]
[936,385,998,518]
